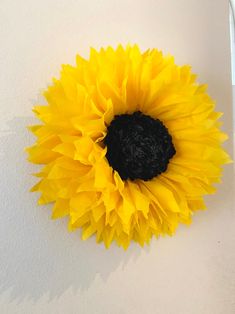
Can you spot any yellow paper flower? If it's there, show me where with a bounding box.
[26,44,231,249]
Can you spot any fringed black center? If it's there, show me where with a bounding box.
[104,111,176,181]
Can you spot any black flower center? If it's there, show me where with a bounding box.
[104,111,176,181]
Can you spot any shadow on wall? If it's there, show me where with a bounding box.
[0,117,144,302]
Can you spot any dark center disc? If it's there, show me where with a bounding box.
[103,110,176,181]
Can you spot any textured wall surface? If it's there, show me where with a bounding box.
[0,1,234,313]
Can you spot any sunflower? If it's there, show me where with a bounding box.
[27,44,231,249]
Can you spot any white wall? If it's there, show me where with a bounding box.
[0,1,234,313]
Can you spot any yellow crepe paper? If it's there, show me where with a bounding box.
[26,44,231,249]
